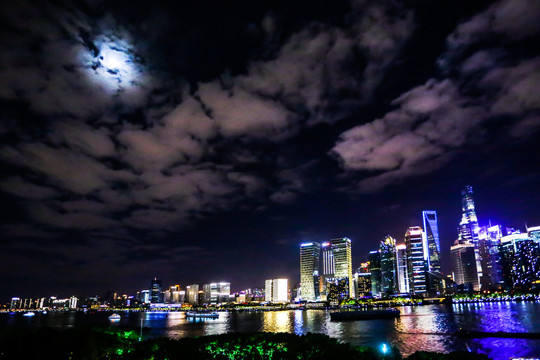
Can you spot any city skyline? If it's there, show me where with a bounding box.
[0,185,540,302]
[1,0,540,300]
[4,184,539,302]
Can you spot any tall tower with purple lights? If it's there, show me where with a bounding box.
[458,185,480,243]
[457,185,482,285]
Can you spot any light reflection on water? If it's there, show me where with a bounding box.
[262,310,291,333]
[3,303,539,360]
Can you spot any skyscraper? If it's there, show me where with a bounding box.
[396,244,410,294]
[457,186,483,285]
[478,224,504,289]
[422,210,441,273]
[329,237,354,298]
[186,284,199,305]
[265,279,288,303]
[528,226,540,244]
[380,236,397,295]
[203,282,231,304]
[150,278,162,303]
[500,232,540,290]
[405,226,427,295]
[354,262,371,297]
[450,240,479,291]
[369,250,382,297]
[300,242,320,301]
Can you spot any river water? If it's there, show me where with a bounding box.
[2,302,539,359]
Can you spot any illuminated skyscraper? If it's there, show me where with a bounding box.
[478,224,504,289]
[203,282,230,304]
[458,186,483,285]
[451,240,479,291]
[500,232,540,290]
[528,226,540,244]
[325,237,354,298]
[422,210,441,273]
[380,236,397,295]
[150,278,162,303]
[265,279,288,303]
[396,244,410,294]
[405,226,427,295]
[369,250,382,297]
[300,242,320,301]
[354,262,371,297]
[458,186,480,242]
[186,284,199,305]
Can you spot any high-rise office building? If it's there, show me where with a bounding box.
[380,236,397,295]
[369,250,382,297]
[300,242,320,301]
[354,262,371,297]
[396,244,410,294]
[422,210,441,273]
[450,240,479,291]
[150,278,162,303]
[186,284,199,305]
[405,226,427,295]
[329,237,354,298]
[528,226,540,244]
[203,282,231,304]
[500,232,540,290]
[457,186,483,285]
[265,279,288,303]
[477,225,504,289]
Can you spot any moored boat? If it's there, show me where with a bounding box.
[23,312,36,317]
[108,313,121,320]
[186,311,219,319]
[330,308,400,321]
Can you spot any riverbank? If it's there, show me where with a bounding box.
[0,327,491,360]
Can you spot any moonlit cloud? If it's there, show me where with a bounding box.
[332,0,540,192]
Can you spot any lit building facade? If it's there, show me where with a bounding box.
[396,244,410,294]
[450,240,479,291]
[186,284,199,305]
[477,224,504,290]
[457,185,483,285]
[380,236,397,295]
[150,278,162,303]
[354,262,371,297]
[330,237,354,298]
[422,210,441,273]
[500,233,540,290]
[528,226,540,244]
[405,226,427,295]
[369,250,382,297]
[300,242,320,301]
[265,279,288,303]
[203,282,231,304]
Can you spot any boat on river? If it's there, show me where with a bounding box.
[108,313,121,320]
[186,311,219,319]
[330,308,400,321]
[23,312,35,317]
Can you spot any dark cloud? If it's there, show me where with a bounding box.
[332,0,540,192]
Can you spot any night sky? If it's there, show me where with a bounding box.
[1,0,540,301]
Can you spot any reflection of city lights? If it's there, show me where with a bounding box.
[263,311,291,333]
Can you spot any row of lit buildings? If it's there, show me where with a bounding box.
[299,186,540,301]
[450,186,540,292]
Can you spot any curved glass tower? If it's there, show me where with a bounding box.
[422,210,441,273]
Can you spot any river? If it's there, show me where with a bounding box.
[2,302,539,359]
